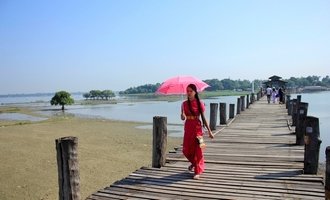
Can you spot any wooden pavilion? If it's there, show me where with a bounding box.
[263,75,287,89]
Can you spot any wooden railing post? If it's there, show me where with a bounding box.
[220,103,227,125]
[325,147,330,199]
[257,92,260,101]
[240,96,245,111]
[295,102,308,145]
[303,116,322,174]
[246,94,249,109]
[294,95,302,127]
[288,100,293,115]
[209,103,218,131]
[286,95,291,109]
[229,104,235,119]
[236,98,241,114]
[152,116,167,168]
[55,136,80,200]
[292,99,298,126]
[250,93,254,104]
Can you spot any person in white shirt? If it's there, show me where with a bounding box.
[266,86,272,104]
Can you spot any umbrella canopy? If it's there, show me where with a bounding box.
[156,75,210,95]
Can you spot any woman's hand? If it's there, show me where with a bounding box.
[208,130,214,139]
[181,113,186,121]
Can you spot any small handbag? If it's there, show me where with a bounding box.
[196,136,206,149]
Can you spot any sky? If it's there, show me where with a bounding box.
[0,0,329,94]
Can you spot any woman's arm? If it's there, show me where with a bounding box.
[180,103,186,120]
[201,111,214,139]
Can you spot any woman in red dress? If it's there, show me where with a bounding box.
[181,84,214,179]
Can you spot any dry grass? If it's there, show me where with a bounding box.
[0,117,182,200]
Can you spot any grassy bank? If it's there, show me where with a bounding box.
[0,115,182,199]
[120,90,250,102]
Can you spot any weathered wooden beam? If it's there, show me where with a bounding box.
[294,95,302,127]
[240,96,245,112]
[236,98,241,114]
[246,94,249,109]
[209,103,218,131]
[55,136,80,200]
[152,116,167,168]
[286,95,291,109]
[291,99,298,126]
[250,93,254,104]
[229,104,235,119]
[295,102,308,145]
[288,99,292,115]
[325,147,330,199]
[303,116,321,174]
[256,92,260,101]
[220,103,227,125]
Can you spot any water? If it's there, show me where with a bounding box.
[61,96,239,125]
[0,113,47,122]
[1,92,329,160]
[290,92,330,162]
[0,93,84,104]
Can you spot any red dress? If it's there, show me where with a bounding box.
[182,99,205,175]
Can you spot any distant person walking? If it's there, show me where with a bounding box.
[271,87,277,103]
[181,84,214,179]
[278,88,284,104]
[266,86,272,104]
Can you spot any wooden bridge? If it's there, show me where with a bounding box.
[86,96,324,199]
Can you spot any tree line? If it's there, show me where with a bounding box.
[286,75,330,88]
[83,90,115,100]
[119,83,161,94]
[119,75,330,94]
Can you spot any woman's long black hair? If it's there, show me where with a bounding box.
[187,84,206,126]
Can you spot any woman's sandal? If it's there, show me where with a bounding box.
[193,174,200,179]
[188,165,194,171]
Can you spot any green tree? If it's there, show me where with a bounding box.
[120,83,161,94]
[89,90,102,100]
[83,92,91,100]
[204,79,224,91]
[322,76,330,87]
[102,90,115,100]
[50,91,74,111]
[221,79,237,90]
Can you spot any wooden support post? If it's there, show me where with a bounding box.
[288,100,292,115]
[295,95,302,127]
[286,95,291,109]
[257,92,260,101]
[152,116,167,168]
[240,96,245,111]
[236,98,241,114]
[209,103,218,131]
[55,136,80,200]
[220,103,227,125]
[303,116,322,174]
[246,94,249,109]
[292,99,298,126]
[325,147,330,199]
[250,93,254,104]
[229,104,235,119]
[295,102,308,145]
[260,88,264,97]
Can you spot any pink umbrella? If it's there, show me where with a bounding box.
[156,75,210,95]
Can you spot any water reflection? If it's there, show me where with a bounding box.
[0,113,47,122]
[136,124,184,137]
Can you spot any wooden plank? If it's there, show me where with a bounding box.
[87,97,325,199]
[124,174,324,199]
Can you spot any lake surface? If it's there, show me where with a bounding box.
[0,113,47,122]
[290,92,330,162]
[1,91,329,161]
